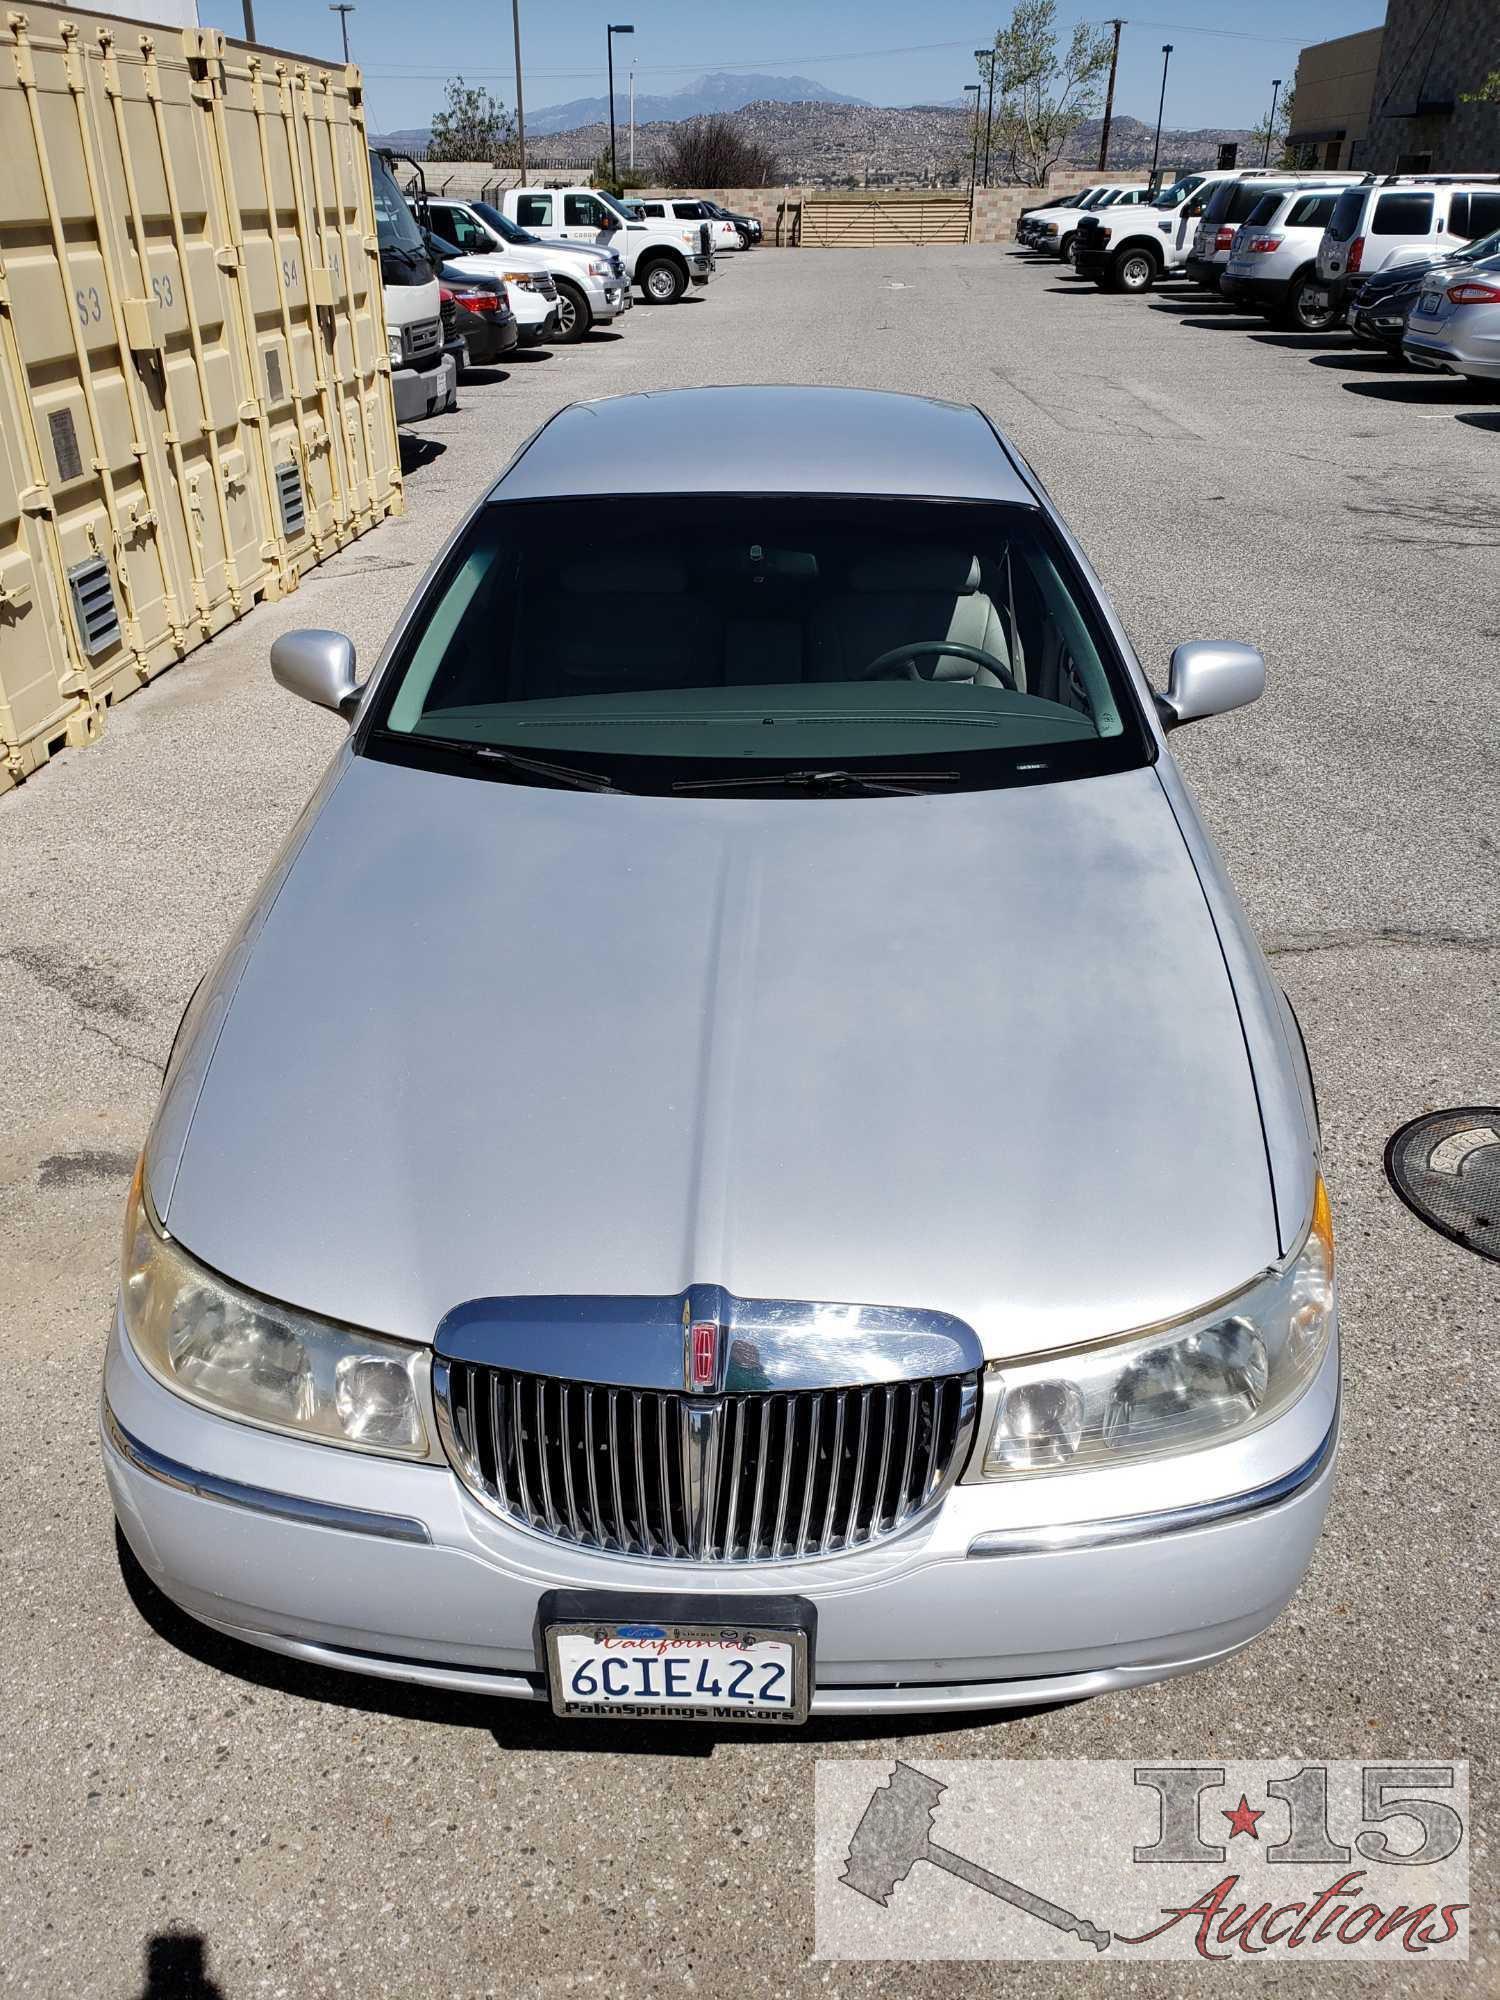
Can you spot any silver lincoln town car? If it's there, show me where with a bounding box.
[102,386,1336,1722]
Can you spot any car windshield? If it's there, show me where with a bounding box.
[472,200,532,245]
[369,154,426,256]
[362,496,1150,797]
[1153,175,1204,210]
[1460,226,1500,261]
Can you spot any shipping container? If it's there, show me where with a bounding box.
[0,3,404,792]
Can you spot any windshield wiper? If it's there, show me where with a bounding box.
[468,744,626,793]
[673,767,959,797]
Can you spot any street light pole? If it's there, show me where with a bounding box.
[607,23,634,190]
[1262,77,1282,165]
[328,3,353,63]
[974,50,996,185]
[1150,42,1173,182]
[1098,18,1124,171]
[964,81,980,237]
[512,0,528,183]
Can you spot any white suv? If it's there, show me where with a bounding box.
[1184,171,1362,290]
[1314,177,1500,312]
[1221,186,1348,329]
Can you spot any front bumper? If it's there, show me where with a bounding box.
[1073,246,1109,279]
[517,306,560,346]
[689,253,714,285]
[391,354,456,424]
[102,1312,1339,1716]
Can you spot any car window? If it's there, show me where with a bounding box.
[1373,191,1433,236]
[1286,192,1338,228]
[1093,190,1122,208]
[1247,193,1281,227]
[1153,175,1205,211]
[1114,189,1145,207]
[1228,182,1287,222]
[446,209,491,252]
[1460,191,1500,238]
[672,201,710,219]
[364,497,1150,798]
[1327,186,1364,242]
[641,202,665,217]
[516,195,552,228]
[564,194,610,228]
[1447,193,1470,236]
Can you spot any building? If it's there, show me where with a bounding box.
[1360,0,1500,171]
[1287,25,1385,168]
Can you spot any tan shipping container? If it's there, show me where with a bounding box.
[0,3,403,792]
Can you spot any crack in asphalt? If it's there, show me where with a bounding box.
[2,945,165,1077]
[1266,927,1499,958]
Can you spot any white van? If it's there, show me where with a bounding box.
[369,151,454,423]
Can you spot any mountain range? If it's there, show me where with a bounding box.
[527,71,868,137]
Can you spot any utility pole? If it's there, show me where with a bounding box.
[607,23,634,190]
[328,3,353,63]
[1098,19,1124,171]
[1262,77,1282,165]
[964,81,980,237]
[629,63,635,170]
[241,0,256,42]
[1150,42,1173,181]
[974,49,996,184]
[512,0,528,183]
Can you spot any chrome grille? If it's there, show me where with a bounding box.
[437,1365,978,1562]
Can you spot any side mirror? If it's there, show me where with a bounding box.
[271,629,361,720]
[1156,641,1264,729]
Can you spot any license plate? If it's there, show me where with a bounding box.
[1417,291,1447,318]
[543,1593,813,1724]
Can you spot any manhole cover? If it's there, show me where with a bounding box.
[1384,1108,1500,1263]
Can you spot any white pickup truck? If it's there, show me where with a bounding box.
[498,186,715,304]
[422,196,632,342]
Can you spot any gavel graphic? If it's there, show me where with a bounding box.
[840,1760,1111,1952]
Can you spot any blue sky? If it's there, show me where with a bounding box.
[199,0,1386,137]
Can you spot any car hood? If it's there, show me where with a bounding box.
[159,757,1277,1361]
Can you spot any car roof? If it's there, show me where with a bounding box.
[490,387,1037,503]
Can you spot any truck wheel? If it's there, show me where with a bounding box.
[1281,274,1337,333]
[736,227,754,251]
[1109,247,1158,294]
[640,256,687,304]
[1059,231,1077,262]
[552,280,591,343]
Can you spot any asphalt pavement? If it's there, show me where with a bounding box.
[1,244,1496,1999]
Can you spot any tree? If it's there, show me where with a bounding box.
[1460,68,1500,102]
[426,77,515,163]
[658,114,780,189]
[981,0,1114,187]
[1250,82,1296,165]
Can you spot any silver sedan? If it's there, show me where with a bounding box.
[1403,255,1500,382]
[101,386,1336,1723]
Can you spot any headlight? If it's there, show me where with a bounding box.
[1042,223,1059,236]
[120,1160,432,1458]
[386,328,405,363]
[586,258,610,277]
[980,1177,1334,1478]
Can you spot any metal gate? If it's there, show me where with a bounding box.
[796,193,972,248]
[0,4,403,794]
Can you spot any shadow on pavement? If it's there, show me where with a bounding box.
[1457,409,1500,430]
[1248,331,1355,351]
[1309,349,1409,372]
[135,1933,225,1999]
[1339,375,1487,404]
[116,1526,1074,1759]
[398,432,446,474]
[457,367,510,388]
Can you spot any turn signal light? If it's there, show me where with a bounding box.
[1447,280,1500,304]
[1347,235,1365,273]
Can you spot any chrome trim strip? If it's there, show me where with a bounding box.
[966,1412,1338,1559]
[103,1406,432,1545]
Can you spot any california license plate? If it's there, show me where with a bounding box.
[542,1593,813,1723]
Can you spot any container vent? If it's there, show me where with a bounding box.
[274,459,306,539]
[66,556,121,657]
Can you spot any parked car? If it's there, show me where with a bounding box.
[1312,176,1500,316]
[1220,186,1348,329]
[1030,186,1149,261]
[102,385,1335,1722]
[701,198,762,248]
[1403,252,1500,382]
[1015,184,1104,249]
[499,185,715,303]
[1185,172,1362,291]
[421,195,631,342]
[1073,170,1223,292]
[634,196,741,255]
[439,277,518,371]
[369,150,454,422]
[1347,226,1500,350]
[422,228,559,346]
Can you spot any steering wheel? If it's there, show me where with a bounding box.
[858,640,1015,690]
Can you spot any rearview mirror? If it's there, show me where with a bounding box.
[271,629,361,720]
[1156,641,1264,729]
